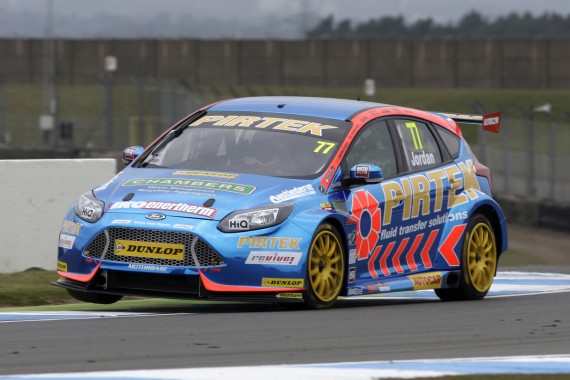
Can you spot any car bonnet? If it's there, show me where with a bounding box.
[94,167,321,222]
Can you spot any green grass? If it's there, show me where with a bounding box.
[3,84,570,150]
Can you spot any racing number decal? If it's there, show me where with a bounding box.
[314,141,336,154]
[406,122,423,150]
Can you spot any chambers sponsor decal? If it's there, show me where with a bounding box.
[408,272,443,290]
[110,201,217,218]
[172,170,238,179]
[58,234,76,249]
[122,178,255,195]
[115,240,184,261]
[269,184,316,203]
[262,278,304,287]
[245,251,302,265]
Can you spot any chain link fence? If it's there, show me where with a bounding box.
[472,101,570,203]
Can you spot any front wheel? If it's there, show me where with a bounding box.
[67,289,123,304]
[304,223,345,309]
[435,213,497,301]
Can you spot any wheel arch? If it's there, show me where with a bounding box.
[472,203,506,258]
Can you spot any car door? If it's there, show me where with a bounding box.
[345,117,450,285]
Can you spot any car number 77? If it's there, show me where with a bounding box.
[314,141,336,154]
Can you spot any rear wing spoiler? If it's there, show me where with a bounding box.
[435,111,501,133]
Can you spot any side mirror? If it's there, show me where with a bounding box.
[342,164,383,187]
[122,146,144,165]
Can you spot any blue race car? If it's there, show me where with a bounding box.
[55,96,507,309]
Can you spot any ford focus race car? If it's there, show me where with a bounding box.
[55,96,507,309]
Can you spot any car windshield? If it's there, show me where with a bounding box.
[139,113,350,179]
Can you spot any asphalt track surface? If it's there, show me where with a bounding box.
[1,271,570,377]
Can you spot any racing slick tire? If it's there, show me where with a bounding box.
[303,223,345,310]
[66,289,123,304]
[435,213,498,301]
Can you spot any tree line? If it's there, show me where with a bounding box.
[306,10,570,39]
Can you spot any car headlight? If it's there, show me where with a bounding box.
[218,204,294,232]
[74,191,105,223]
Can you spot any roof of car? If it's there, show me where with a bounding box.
[209,96,388,121]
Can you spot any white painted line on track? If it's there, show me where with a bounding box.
[1,271,569,322]
[1,354,570,379]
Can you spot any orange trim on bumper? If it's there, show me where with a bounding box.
[199,271,304,293]
[57,262,101,283]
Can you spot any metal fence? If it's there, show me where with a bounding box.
[1,82,569,202]
[472,102,570,203]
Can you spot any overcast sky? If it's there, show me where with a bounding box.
[2,0,570,38]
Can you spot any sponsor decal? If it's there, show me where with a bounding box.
[237,236,301,250]
[111,219,132,224]
[245,251,302,266]
[115,240,184,261]
[57,260,68,272]
[61,221,82,235]
[409,272,443,290]
[482,112,501,133]
[276,293,303,299]
[123,178,255,195]
[146,213,166,220]
[349,267,356,283]
[110,201,217,218]
[270,184,316,203]
[347,231,356,245]
[58,234,76,249]
[127,263,168,272]
[80,206,97,220]
[348,248,357,265]
[228,217,250,231]
[410,150,436,166]
[355,165,371,178]
[190,115,338,137]
[133,220,170,227]
[376,282,391,292]
[351,189,382,260]
[262,278,304,287]
[320,202,334,211]
[172,223,194,230]
[347,287,363,296]
[172,170,238,179]
[367,285,377,292]
[380,160,480,226]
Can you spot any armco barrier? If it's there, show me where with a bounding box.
[0,159,116,273]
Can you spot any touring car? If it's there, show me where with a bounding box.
[55,96,507,309]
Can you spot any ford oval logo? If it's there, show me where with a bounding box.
[146,213,166,220]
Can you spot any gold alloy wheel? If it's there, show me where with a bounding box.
[465,222,497,293]
[308,229,344,303]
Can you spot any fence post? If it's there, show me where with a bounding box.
[518,107,535,197]
[497,105,510,193]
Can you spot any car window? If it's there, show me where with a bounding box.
[394,119,442,171]
[139,112,351,179]
[434,124,461,158]
[344,120,397,178]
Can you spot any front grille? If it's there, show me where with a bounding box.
[84,227,225,267]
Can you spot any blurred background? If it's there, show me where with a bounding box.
[0,0,569,208]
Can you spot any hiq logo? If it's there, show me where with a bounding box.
[229,218,249,230]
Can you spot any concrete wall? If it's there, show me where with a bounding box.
[2,38,570,89]
[0,159,116,273]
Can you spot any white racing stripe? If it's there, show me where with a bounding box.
[1,355,570,379]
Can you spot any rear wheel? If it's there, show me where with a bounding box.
[66,289,123,304]
[304,223,345,309]
[435,214,497,301]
